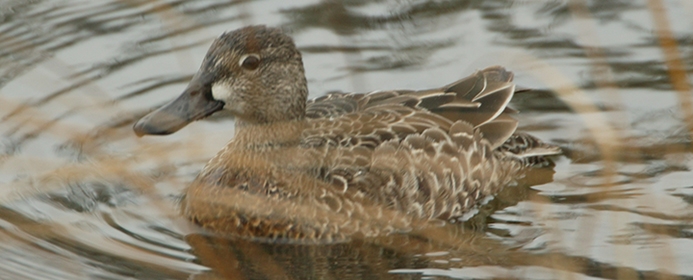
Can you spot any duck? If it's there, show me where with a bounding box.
[133,25,560,241]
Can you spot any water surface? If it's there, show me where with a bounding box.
[1,0,692,279]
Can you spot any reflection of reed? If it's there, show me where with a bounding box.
[647,0,693,144]
[541,0,688,278]
[0,0,246,200]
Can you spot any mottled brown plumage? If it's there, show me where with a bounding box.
[133,25,561,241]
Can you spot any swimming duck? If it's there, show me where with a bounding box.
[133,25,560,241]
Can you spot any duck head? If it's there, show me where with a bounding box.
[133,25,308,136]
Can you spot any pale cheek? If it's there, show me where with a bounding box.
[211,82,233,102]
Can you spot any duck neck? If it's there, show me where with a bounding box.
[232,119,307,151]
[235,81,309,128]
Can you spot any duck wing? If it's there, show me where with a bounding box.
[298,66,526,220]
[303,66,518,150]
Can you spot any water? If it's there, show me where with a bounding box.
[1,0,692,279]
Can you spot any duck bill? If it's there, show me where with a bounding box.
[133,74,224,136]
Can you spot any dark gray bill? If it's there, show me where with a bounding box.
[133,74,224,136]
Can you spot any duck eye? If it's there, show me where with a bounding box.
[239,54,260,70]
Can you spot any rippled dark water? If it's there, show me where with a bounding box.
[1,0,692,279]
